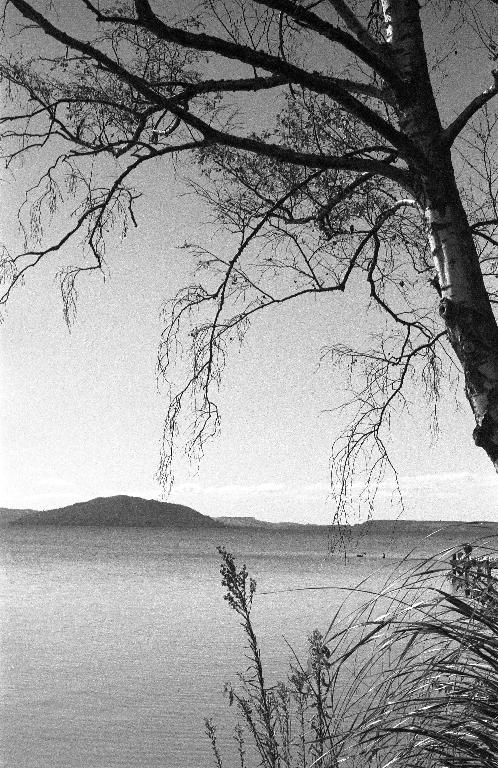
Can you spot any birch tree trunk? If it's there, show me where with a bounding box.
[384,0,498,469]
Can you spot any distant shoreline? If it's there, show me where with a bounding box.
[1,497,497,550]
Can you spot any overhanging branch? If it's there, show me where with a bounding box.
[250,0,403,90]
[442,71,498,148]
[0,139,204,308]
[8,0,423,165]
[166,107,414,187]
[327,0,382,56]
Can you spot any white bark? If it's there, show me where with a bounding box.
[426,203,491,313]
[383,0,498,469]
[427,201,498,469]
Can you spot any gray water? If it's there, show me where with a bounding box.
[0,527,402,768]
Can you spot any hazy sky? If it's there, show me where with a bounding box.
[1,1,498,522]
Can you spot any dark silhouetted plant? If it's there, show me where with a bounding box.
[208,546,498,768]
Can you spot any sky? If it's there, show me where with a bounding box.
[1,0,498,523]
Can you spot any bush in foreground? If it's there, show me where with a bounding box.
[206,546,498,768]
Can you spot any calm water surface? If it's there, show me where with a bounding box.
[0,527,400,768]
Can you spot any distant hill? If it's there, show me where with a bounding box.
[354,518,498,544]
[218,515,498,536]
[357,519,497,535]
[217,515,498,554]
[0,507,38,525]
[5,495,222,528]
[2,499,497,549]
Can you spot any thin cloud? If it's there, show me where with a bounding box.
[370,471,498,493]
[174,481,287,499]
[172,480,333,505]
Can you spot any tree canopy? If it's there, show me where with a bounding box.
[2,0,498,520]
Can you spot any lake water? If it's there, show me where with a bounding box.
[0,526,431,768]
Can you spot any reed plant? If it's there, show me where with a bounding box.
[206,545,498,768]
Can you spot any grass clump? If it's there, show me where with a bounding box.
[206,545,498,768]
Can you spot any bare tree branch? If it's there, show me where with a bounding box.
[442,71,498,148]
[327,0,384,56]
[168,107,414,185]
[249,0,403,89]
[3,0,498,509]
[8,0,424,165]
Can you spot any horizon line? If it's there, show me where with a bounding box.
[1,493,496,526]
